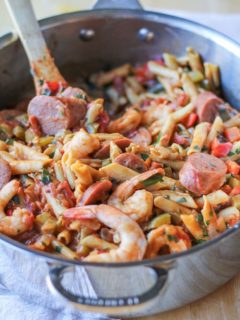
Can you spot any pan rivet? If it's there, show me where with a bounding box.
[79,28,95,41]
[138,28,154,42]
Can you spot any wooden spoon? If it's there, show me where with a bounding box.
[5,0,67,94]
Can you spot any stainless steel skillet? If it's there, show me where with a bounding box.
[0,0,240,317]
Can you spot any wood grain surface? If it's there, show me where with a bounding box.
[132,272,240,320]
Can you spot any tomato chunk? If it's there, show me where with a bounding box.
[230,186,240,196]
[225,160,240,175]
[224,127,240,143]
[211,138,232,158]
[183,113,198,128]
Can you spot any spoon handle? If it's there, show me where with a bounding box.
[5,0,66,90]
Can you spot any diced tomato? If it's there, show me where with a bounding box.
[153,58,165,66]
[6,208,13,216]
[57,181,76,206]
[172,132,189,146]
[97,111,110,133]
[144,158,152,168]
[230,186,240,196]
[224,127,240,143]
[183,113,198,128]
[221,184,232,195]
[177,92,189,106]
[225,160,240,175]
[46,81,59,94]
[211,138,232,158]
[150,162,164,172]
[29,115,42,136]
[134,63,154,82]
[228,217,240,227]
[155,97,168,105]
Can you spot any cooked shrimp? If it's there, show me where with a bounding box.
[64,204,147,262]
[108,169,162,222]
[62,129,100,191]
[63,129,100,162]
[108,106,142,134]
[0,180,33,236]
[145,225,191,258]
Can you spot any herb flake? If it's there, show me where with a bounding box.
[41,168,51,185]
[142,173,164,187]
[177,197,187,203]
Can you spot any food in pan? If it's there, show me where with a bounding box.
[0,47,239,262]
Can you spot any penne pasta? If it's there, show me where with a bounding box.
[188,122,209,155]
[100,163,138,181]
[163,53,179,70]
[195,190,229,208]
[51,239,79,259]
[158,114,176,147]
[173,103,195,122]
[181,73,198,100]
[154,196,195,221]
[224,114,240,128]
[11,141,50,161]
[42,187,67,217]
[206,116,223,148]
[81,234,117,250]
[181,214,204,240]
[152,190,197,208]
[187,47,203,73]
[148,61,179,80]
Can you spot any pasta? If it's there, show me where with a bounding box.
[0,47,239,262]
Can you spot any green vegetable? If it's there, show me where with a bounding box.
[5,138,14,145]
[193,145,200,151]
[142,173,164,187]
[49,151,55,159]
[140,153,149,161]
[86,123,99,134]
[153,133,162,146]
[41,168,51,185]
[193,239,206,245]
[55,245,62,253]
[12,195,20,204]
[219,108,230,121]
[177,197,187,203]
[167,235,179,242]
[196,213,203,223]
[75,93,88,101]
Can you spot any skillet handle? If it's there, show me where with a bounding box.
[46,264,168,315]
[93,0,143,10]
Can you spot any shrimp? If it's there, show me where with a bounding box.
[0,180,33,237]
[145,225,191,258]
[108,106,142,134]
[62,129,100,192]
[108,169,162,222]
[63,129,100,162]
[64,204,147,262]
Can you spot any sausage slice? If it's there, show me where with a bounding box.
[79,180,112,205]
[0,159,11,190]
[114,153,147,172]
[129,127,152,147]
[94,138,131,159]
[196,91,223,123]
[28,94,87,135]
[179,153,226,195]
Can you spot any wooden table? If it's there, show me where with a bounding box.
[132,273,240,320]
